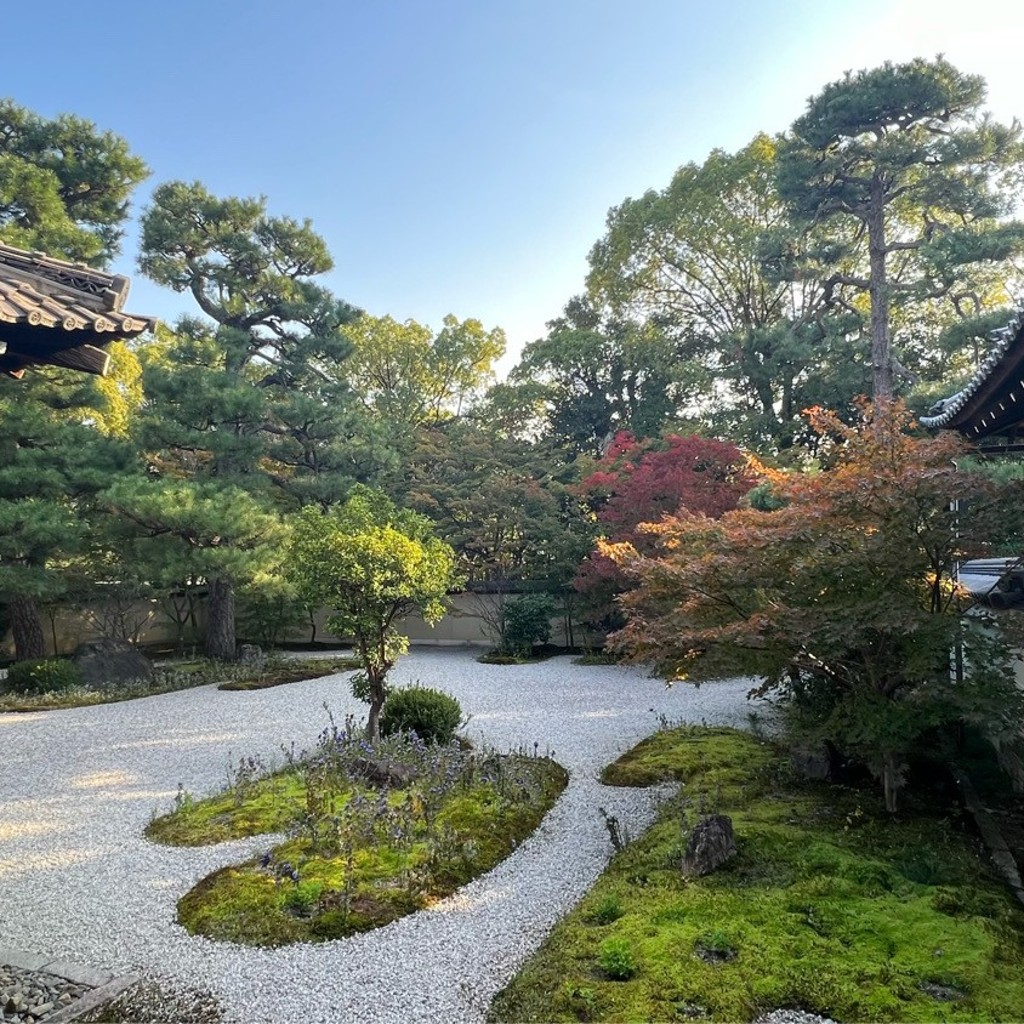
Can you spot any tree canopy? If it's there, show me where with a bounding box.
[778,56,1024,399]
[604,403,1023,811]
[0,98,148,264]
[288,487,462,739]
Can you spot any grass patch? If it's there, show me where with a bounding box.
[489,726,1024,1023]
[0,655,357,711]
[148,725,567,946]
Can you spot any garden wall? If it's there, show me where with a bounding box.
[0,592,592,657]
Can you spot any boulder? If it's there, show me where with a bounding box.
[72,638,153,689]
[681,814,737,877]
[238,644,266,668]
[350,756,416,789]
[790,744,831,781]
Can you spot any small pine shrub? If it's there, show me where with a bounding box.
[380,685,462,745]
[597,935,637,980]
[5,658,82,694]
[500,594,555,657]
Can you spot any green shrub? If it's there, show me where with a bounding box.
[590,893,623,925]
[282,881,323,915]
[500,594,555,657]
[4,658,82,694]
[597,935,637,980]
[380,685,462,745]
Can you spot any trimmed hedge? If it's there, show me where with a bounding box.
[380,685,462,745]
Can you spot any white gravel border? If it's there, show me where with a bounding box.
[0,649,760,1024]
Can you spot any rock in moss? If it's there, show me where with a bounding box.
[681,814,736,877]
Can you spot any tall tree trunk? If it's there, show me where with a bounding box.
[10,595,46,660]
[867,175,893,401]
[205,577,236,660]
[882,754,901,814]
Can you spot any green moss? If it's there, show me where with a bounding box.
[490,727,1024,1023]
[0,655,358,711]
[165,754,567,946]
[146,771,308,845]
[216,657,359,690]
[599,724,775,788]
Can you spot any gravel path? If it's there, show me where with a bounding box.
[0,649,759,1024]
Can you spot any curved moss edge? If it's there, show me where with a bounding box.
[216,657,360,690]
[167,755,568,946]
[490,727,1024,1024]
[599,724,769,788]
[0,657,359,711]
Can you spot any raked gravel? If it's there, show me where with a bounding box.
[0,648,764,1024]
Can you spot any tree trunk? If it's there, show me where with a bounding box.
[365,665,386,742]
[867,175,893,401]
[10,595,46,660]
[882,754,900,814]
[205,577,236,660]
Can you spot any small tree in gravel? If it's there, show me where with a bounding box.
[289,487,463,739]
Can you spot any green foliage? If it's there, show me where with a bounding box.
[0,98,148,263]
[499,594,555,657]
[511,297,684,456]
[288,486,463,737]
[4,657,81,694]
[597,936,637,981]
[587,134,848,450]
[235,572,308,649]
[136,182,380,658]
[590,894,624,925]
[490,728,1024,1023]
[778,56,1024,399]
[380,685,463,745]
[343,313,505,433]
[390,419,593,589]
[606,403,1024,811]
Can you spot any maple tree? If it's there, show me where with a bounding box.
[603,402,1023,811]
[574,431,753,628]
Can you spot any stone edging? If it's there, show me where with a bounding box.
[0,949,139,1023]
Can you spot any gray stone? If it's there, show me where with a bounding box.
[790,744,831,781]
[237,644,266,668]
[71,639,153,689]
[350,756,416,789]
[681,814,737,877]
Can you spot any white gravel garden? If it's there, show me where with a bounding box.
[0,648,756,1024]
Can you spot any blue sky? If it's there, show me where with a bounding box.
[6,0,1024,373]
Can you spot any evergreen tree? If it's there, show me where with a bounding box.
[0,100,147,657]
[137,182,372,658]
[778,56,1024,399]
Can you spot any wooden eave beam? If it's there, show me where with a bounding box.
[0,343,111,376]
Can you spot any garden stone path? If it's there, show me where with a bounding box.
[0,649,759,1024]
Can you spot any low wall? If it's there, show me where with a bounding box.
[1,591,595,657]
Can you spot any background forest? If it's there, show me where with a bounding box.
[3,55,1024,677]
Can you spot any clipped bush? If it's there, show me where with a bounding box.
[5,658,82,694]
[500,593,555,657]
[380,685,462,745]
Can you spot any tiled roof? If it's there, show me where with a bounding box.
[0,242,157,377]
[920,303,1024,437]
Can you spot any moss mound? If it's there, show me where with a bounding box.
[489,726,1024,1023]
[149,731,567,946]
